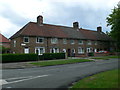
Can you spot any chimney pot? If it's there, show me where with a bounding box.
[37,15,43,26]
[97,26,102,32]
[73,22,79,28]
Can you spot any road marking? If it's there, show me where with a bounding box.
[6,76,34,80]
[2,75,49,85]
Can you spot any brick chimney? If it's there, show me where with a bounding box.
[97,26,102,32]
[73,22,79,29]
[37,15,43,26]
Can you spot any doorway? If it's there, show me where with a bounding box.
[67,49,71,57]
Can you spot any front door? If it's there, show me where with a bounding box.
[67,49,71,57]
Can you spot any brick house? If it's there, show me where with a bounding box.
[0,33,10,48]
[0,33,10,53]
[10,15,114,57]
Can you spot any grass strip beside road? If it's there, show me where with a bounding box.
[90,55,119,60]
[30,59,93,66]
[70,69,119,88]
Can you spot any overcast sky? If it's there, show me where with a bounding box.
[0,0,119,38]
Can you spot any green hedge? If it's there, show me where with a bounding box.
[88,52,94,56]
[39,53,65,60]
[1,54,38,63]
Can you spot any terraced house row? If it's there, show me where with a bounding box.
[10,15,114,57]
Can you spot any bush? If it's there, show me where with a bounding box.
[39,53,65,60]
[1,53,38,63]
[88,52,94,56]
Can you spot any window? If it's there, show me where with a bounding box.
[24,37,29,43]
[13,40,16,47]
[78,40,83,44]
[70,40,75,44]
[50,48,59,53]
[36,37,44,43]
[78,47,84,54]
[24,47,29,54]
[35,47,45,55]
[87,40,92,45]
[51,38,58,44]
[94,48,97,52]
[87,47,93,53]
[62,49,66,53]
[95,41,97,45]
[63,39,67,44]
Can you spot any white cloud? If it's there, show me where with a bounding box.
[0,0,119,38]
[0,17,20,38]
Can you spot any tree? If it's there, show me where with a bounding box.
[106,2,120,50]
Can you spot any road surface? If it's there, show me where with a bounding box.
[1,59,119,89]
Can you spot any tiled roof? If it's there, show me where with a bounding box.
[10,22,112,41]
[0,33,10,43]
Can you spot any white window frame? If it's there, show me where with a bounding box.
[87,40,92,45]
[78,47,84,54]
[35,47,45,55]
[51,38,58,44]
[78,40,83,45]
[71,48,75,53]
[63,49,66,53]
[95,41,97,45]
[63,39,67,44]
[87,47,93,53]
[50,48,59,53]
[13,40,16,47]
[70,40,75,44]
[94,48,97,52]
[36,37,44,43]
[23,37,29,43]
[24,47,29,54]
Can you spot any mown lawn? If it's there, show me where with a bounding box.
[30,59,93,66]
[90,55,119,60]
[70,69,119,88]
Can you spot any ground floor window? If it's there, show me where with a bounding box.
[62,49,66,53]
[94,48,97,52]
[87,47,93,53]
[50,48,59,53]
[78,47,84,54]
[35,47,45,55]
[24,47,29,54]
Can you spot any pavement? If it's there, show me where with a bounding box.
[1,57,104,69]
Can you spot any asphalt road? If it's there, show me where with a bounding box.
[2,59,119,89]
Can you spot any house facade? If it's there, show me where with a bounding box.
[10,15,114,57]
[0,33,10,48]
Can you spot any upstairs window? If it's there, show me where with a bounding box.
[87,40,92,45]
[78,40,83,44]
[70,40,75,44]
[13,40,16,47]
[95,41,97,45]
[51,38,58,44]
[36,37,44,43]
[24,37,29,43]
[63,39,67,44]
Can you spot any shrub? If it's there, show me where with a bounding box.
[1,53,38,63]
[39,53,65,60]
[88,52,94,56]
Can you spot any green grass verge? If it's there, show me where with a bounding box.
[90,55,119,60]
[30,59,93,66]
[70,69,119,88]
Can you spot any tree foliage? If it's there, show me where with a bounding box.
[106,2,120,50]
